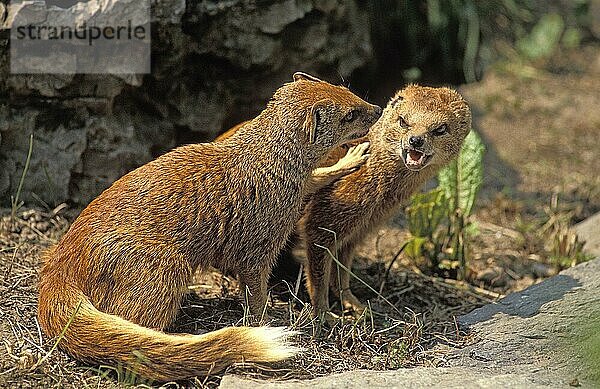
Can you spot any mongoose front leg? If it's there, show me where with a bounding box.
[239,267,270,322]
[306,142,370,194]
[305,241,334,315]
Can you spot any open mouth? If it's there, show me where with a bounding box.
[401,148,433,171]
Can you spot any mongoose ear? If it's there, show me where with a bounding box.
[304,99,332,143]
[449,100,472,130]
[389,93,404,107]
[293,72,323,83]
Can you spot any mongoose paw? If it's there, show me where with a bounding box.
[332,141,370,175]
[341,292,366,314]
[317,310,341,327]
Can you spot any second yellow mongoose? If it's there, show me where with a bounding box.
[302,85,472,315]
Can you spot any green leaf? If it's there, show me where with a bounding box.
[516,13,564,60]
[438,129,485,217]
[406,188,448,237]
[562,27,581,49]
[405,237,428,258]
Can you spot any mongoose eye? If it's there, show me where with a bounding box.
[398,116,409,128]
[432,124,448,136]
[343,109,360,123]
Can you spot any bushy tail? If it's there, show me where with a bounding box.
[38,281,299,382]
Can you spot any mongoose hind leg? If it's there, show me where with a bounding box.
[328,244,366,314]
[95,251,193,330]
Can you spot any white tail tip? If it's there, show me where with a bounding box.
[247,327,303,361]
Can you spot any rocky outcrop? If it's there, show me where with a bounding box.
[574,212,600,257]
[0,0,372,207]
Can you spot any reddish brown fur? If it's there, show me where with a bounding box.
[215,85,471,317]
[217,120,249,141]
[38,73,381,381]
[301,85,472,314]
[217,126,371,194]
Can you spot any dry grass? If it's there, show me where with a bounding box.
[0,206,490,388]
[2,45,598,388]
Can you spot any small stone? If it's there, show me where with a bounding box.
[476,266,506,286]
[531,262,557,278]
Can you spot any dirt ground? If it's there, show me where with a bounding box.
[1,45,599,388]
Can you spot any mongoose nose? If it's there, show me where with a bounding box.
[409,136,424,148]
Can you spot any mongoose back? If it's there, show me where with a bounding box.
[37,72,382,381]
[302,85,471,314]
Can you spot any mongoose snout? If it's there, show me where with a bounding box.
[409,135,424,148]
[401,145,433,171]
[343,104,382,141]
[365,104,383,124]
[362,104,383,132]
[372,105,383,119]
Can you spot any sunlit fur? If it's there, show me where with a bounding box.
[218,124,372,195]
[301,85,472,314]
[37,73,381,382]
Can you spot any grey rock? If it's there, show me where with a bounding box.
[0,0,372,208]
[7,74,74,97]
[574,212,600,257]
[220,368,548,389]
[452,258,600,386]
[258,0,313,34]
[0,3,6,26]
[152,0,186,24]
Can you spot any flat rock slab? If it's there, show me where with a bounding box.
[449,258,600,387]
[221,258,600,388]
[220,368,550,388]
[574,212,600,257]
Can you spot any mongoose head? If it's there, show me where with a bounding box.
[377,85,471,171]
[274,72,382,151]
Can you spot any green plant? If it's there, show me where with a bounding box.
[438,130,485,279]
[405,189,448,267]
[426,0,480,82]
[549,227,592,268]
[516,13,565,60]
[404,130,485,279]
[540,194,594,269]
[11,134,34,220]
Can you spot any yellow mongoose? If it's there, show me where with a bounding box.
[37,72,381,381]
[302,85,471,314]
